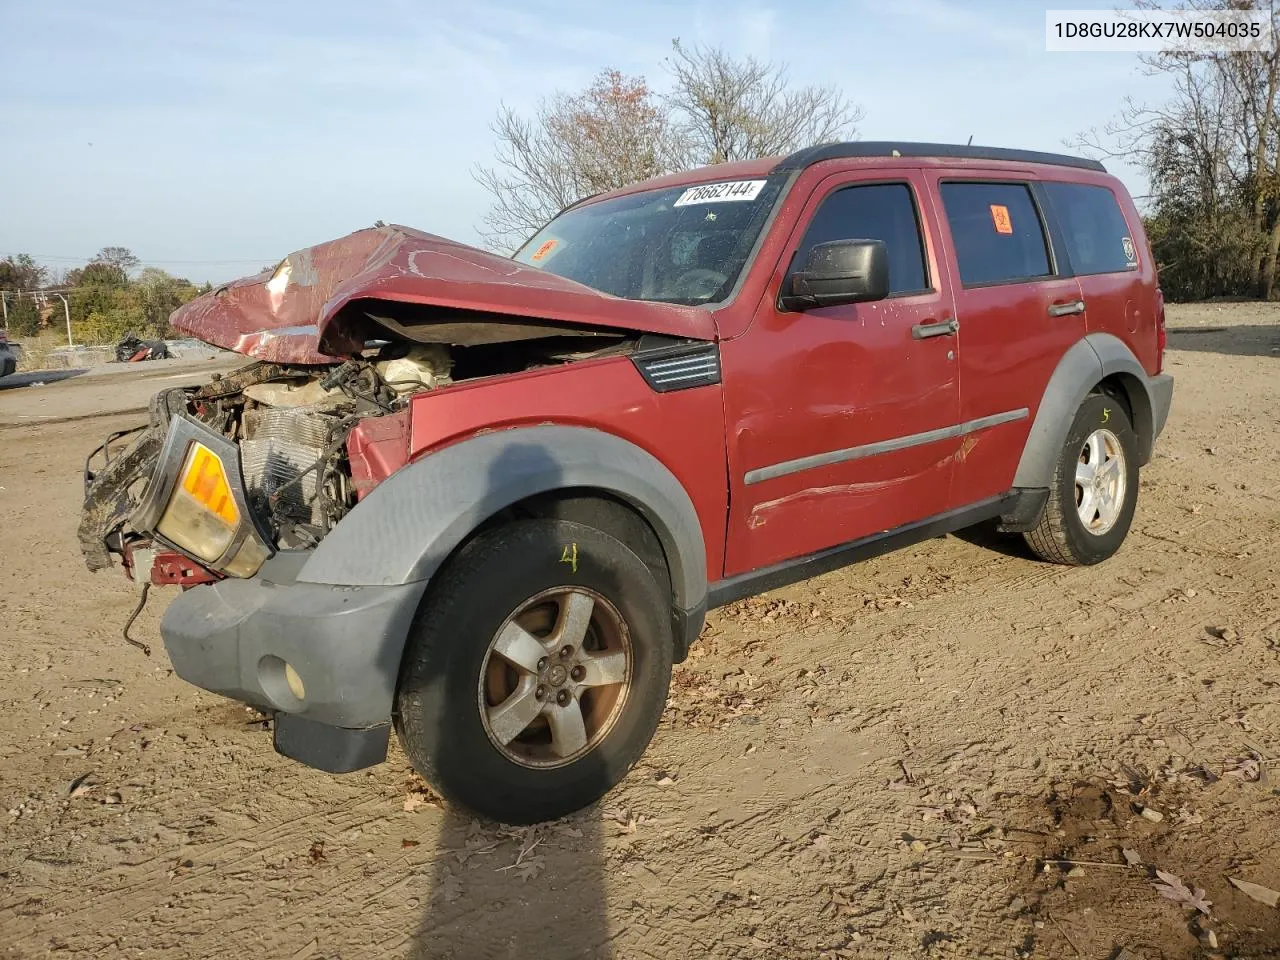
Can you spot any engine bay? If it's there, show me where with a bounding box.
[78,330,638,583]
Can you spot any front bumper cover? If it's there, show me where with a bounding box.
[161,550,427,771]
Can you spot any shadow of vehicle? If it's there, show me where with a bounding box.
[0,368,90,390]
[409,811,610,960]
[1166,324,1280,359]
[402,443,614,959]
[951,518,1040,561]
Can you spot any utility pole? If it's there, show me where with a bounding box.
[0,292,7,331]
[55,293,72,348]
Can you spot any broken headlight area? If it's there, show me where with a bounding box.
[78,343,453,580]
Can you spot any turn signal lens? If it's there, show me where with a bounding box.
[181,443,239,526]
[155,443,240,564]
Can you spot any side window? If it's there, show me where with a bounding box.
[794,183,928,295]
[1043,182,1137,275]
[940,182,1051,286]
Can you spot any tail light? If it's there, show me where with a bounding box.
[1154,288,1166,374]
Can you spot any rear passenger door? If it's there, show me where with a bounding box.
[927,175,1085,504]
[1041,180,1155,369]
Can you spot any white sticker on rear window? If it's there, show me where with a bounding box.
[673,180,767,207]
[1121,236,1137,264]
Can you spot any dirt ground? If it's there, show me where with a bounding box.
[0,303,1277,960]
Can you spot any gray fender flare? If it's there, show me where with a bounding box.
[297,425,709,613]
[1013,333,1159,488]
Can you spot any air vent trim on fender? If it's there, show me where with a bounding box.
[631,339,721,393]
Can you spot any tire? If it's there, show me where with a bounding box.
[394,518,674,824]
[1024,391,1140,566]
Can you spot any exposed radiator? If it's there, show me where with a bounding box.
[240,407,335,527]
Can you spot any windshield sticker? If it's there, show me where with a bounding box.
[1121,236,1137,264]
[990,204,1013,234]
[673,180,767,207]
[530,238,560,263]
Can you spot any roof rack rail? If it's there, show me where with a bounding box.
[774,141,1106,174]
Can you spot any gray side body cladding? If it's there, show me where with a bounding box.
[299,424,709,612]
[1013,332,1172,489]
[161,426,709,753]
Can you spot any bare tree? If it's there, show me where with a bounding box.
[1072,0,1280,299]
[474,70,680,251]
[474,53,863,251]
[664,40,863,165]
[94,246,141,276]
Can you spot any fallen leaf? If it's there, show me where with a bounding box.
[1225,756,1262,782]
[309,840,326,863]
[402,788,439,812]
[514,855,545,882]
[1229,876,1280,907]
[1152,869,1212,916]
[401,839,420,849]
[1122,848,1143,866]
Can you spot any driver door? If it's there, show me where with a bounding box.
[721,170,962,576]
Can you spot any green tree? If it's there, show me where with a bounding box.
[135,267,200,333]
[0,253,47,293]
[5,295,41,336]
[66,261,129,288]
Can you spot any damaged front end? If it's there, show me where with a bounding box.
[79,345,451,584]
[79,221,713,589]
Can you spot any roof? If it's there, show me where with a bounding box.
[581,142,1106,209]
[774,141,1106,173]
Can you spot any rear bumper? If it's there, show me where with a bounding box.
[1150,372,1174,440]
[160,550,427,771]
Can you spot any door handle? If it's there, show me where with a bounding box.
[911,318,959,339]
[1048,299,1086,317]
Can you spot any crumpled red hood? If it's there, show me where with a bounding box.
[170,225,717,364]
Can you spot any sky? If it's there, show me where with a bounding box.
[1,0,1174,285]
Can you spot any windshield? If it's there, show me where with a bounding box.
[514,175,786,305]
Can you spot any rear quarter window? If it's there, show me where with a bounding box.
[940,182,1051,286]
[1042,182,1138,275]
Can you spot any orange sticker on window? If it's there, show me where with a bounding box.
[990,204,1013,234]
[531,239,558,262]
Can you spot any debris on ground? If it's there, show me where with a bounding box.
[1228,877,1279,907]
[1151,869,1212,916]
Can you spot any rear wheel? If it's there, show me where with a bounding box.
[1024,392,1140,566]
[395,518,673,824]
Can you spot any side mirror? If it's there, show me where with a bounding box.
[780,239,889,311]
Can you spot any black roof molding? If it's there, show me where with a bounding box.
[774,141,1106,173]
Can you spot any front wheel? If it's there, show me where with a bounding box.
[395,518,674,824]
[1024,392,1140,566]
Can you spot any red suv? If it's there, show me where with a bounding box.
[81,142,1172,824]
